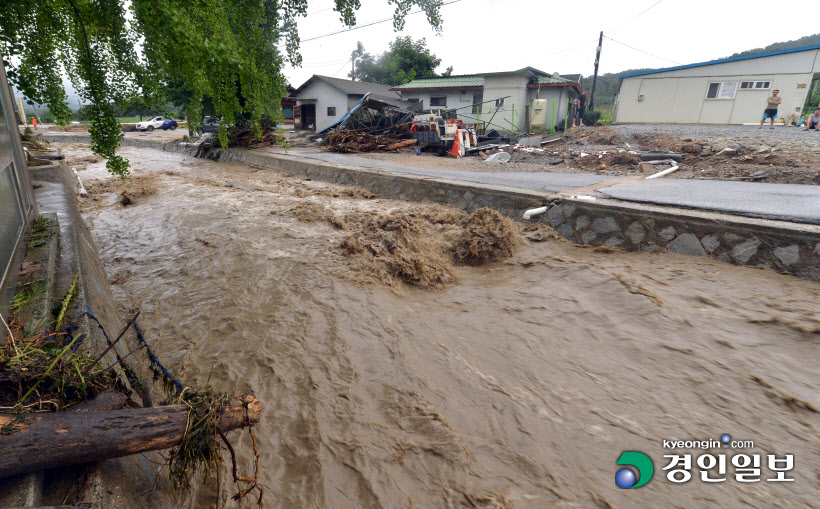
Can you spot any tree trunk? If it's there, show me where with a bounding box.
[384,139,417,150]
[0,395,261,480]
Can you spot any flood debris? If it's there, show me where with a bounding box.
[324,131,417,153]
[295,204,525,291]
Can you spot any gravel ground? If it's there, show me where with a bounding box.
[612,123,820,148]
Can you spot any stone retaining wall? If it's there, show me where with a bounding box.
[42,134,820,281]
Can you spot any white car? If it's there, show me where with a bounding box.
[135,116,177,132]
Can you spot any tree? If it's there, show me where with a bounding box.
[1,1,445,177]
[351,36,448,86]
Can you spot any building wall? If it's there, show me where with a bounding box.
[295,80,350,132]
[481,75,530,132]
[395,89,476,113]
[615,49,820,124]
[527,87,576,130]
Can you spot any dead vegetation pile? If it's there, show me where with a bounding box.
[452,208,524,265]
[294,202,525,290]
[84,173,159,206]
[21,128,49,151]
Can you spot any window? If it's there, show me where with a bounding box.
[472,94,483,114]
[740,81,771,89]
[706,82,737,99]
[327,107,336,116]
[494,98,505,108]
[430,96,447,107]
[282,105,294,120]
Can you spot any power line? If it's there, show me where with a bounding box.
[604,35,681,65]
[291,0,463,45]
[608,0,665,33]
[331,60,350,78]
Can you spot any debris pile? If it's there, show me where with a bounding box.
[324,131,417,153]
[227,120,279,148]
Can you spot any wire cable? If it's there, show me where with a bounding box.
[605,35,681,65]
[608,0,665,33]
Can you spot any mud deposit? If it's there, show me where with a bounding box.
[61,144,819,508]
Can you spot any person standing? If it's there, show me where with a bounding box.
[31,116,38,129]
[759,89,782,129]
[572,89,588,128]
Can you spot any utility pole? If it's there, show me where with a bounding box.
[589,31,603,111]
[351,54,355,81]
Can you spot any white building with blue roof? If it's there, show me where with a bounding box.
[613,44,820,124]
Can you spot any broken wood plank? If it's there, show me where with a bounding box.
[0,395,261,480]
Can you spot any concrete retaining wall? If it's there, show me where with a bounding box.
[42,134,820,281]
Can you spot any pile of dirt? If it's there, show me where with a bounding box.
[569,150,641,170]
[587,126,622,145]
[84,173,159,206]
[453,208,524,265]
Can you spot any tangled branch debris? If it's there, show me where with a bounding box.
[324,130,416,153]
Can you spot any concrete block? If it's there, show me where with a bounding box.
[581,231,597,244]
[576,215,589,230]
[592,216,619,234]
[732,236,761,264]
[659,226,676,241]
[605,236,624,246]
[773,245,800,266]
[625,222,646,244]
[556,223,573,238]
[716,252,731,263]
[668,233,707,257]
[701,234,720,253]
[546,206,565,226]
[562,205,576,218]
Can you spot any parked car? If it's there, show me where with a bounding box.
[135,116,178,131]
[198,116,221,135]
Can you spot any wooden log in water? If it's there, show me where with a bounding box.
[0,395,261,480]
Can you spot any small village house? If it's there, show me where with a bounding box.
[293,75,406,132]
[390,68,582,133]
[614,44,820,124]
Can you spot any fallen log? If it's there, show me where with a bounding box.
[384,139,417,151]
[0,395,261,480]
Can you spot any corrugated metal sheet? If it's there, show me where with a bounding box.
[534,76,574,85]
[391,76,485,90]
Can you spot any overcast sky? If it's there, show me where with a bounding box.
[284,0,819,86]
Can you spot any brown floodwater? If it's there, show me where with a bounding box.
[62,144,819,509]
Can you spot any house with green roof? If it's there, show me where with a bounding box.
[390,67,583,133]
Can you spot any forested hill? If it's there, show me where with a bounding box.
[580,33,820,106]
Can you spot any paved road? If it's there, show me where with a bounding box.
[598,179,820,225]
[285,150,820,225]
[283,151,617,193]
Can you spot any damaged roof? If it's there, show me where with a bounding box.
[390,75,485,90]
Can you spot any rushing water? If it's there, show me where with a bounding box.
[63,144,819,509]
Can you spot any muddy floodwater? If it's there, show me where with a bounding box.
[62,144,818,509]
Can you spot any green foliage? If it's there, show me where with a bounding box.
[1,1,444,178]
[351,36,447,86]
[727,33,820,58]
[582,110,602,126]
